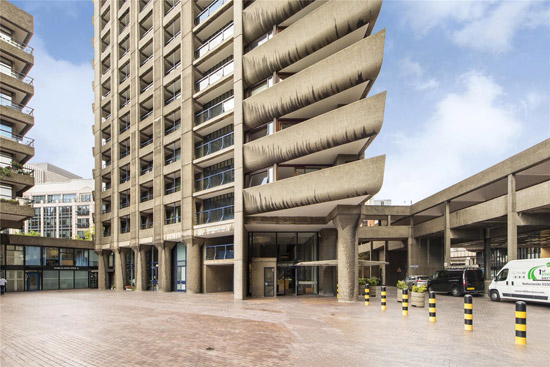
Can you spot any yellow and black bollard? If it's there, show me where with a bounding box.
[515,301,527,345]
[337,283,339,299]
[381,286,386,311]
[402,288,408,316]
[464,294,473,331]
[365,285,370,306]
[429,291,436,323]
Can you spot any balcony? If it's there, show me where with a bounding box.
[140,137,153,148]
[0,129,34,147]
[0,68,33,84]
[195,22,233,59]
[195,59,233,93]
[195,168,234,192]
[0,34,34,54]
[165,216,181,225]
[0,164,34,193]
[0,197,34,228]
[196,205,234,224]
[165,122,181,135]
[195,0,229,25]
[120,201,130,209]
[205,244,234,260]
[141,110,153,121]
[165,154,181,165]
[0,96,34,116]
[164,0,181,15]
[165,31,181,46]
[141,221,153,229]
[140,193,153,203]
[140,165,153,175]
[195,132,233,158]
[164,93,181,106]
[165,185,181,195]
[194,96,233,126]
[120,175,130,184]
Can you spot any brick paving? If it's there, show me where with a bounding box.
[0,287,549,366]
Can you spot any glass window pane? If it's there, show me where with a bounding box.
[89,250,98,267]
[60,248,74,266]
[75,271,88,288]
[6,245,24,265]
[60,271,74,289]
[6,270,24,292]
[43,270,59,290]
[25,246,41,266]
[75,249,88,266]
[43,247,59,266]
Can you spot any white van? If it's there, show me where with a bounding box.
[489,258,550,304]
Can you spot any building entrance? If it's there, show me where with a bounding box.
[264,267,275,297]
[173,243,186,292]
[26,272,39,291]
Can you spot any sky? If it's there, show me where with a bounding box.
[11,0,550,205]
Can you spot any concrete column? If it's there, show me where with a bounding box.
[97,250,109,290]
[382,241,388,285]
[483,228,492,288]
[114,248,126,291]
[187,239,202,294]
[334,213,360,302]
[155,242,176,292]
[507,174,518,261]
[444,201,451,268]
[135,246,148,291]
[407,217,416,276]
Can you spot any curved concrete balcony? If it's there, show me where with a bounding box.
[243,0,382,86]
[243,155,385,215]
[242,0,312,42]
[244,92,385,172]
[243,29,385,130]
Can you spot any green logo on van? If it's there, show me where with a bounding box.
[528,262,550,281]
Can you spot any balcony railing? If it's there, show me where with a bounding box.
[164,30,181,46]
[140,55,153,66]
[102,183,111,191]
[165,216,181,225]
[140,193,153,202]
[141,110,153,121]
[195,60,233,92]
[120,201,130,209]
[120,175,130,184]
[195,132,233,158]
[195,168,234,191]
[141,222,153,229]
[165,61,181,75]
[165,155,181,165]
[141,82,153,93]
[120,150,130,159]
[120,99,130,108]
[0,129,35,147]
[120,74,130,84]
[0,96,34,115]
[103,231,111,237]
[120,125,130,134]
[101,136,111,146]
[165,122,181,135]
[205,244,234,260]
[0,196,32,207]
[141,165,153,175]
[141,27,153,39]
[0,69,34,84]
[0,34,34,54]
[120,226,130,234]
[102,208,111,214]
[195,0,229,26]
[195,23,234,59]
[196,204,234,224]
[165,93,181,106]
[164,0,181,15]
[165,185,181,195]
[0,163,34,177]
[102,161,111,169]
[140,137,153,148]
[194,96,234,125]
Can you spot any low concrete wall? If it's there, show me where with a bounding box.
[205,264,234,293]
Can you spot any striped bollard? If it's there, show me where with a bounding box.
[464,294,473,331]
[515,301,527,345]
[402,288,408,316]
[364,285,370,306]
[381,286,386,311]
[429,291,436,322]
[337,283,339,299]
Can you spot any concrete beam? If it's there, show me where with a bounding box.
[450,195,507,228]
[357,225,409,241]
[517,213,550,226]
[516,180,550,212]
[414,216,444,238]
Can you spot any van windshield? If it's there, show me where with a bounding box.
[465,270,483,282]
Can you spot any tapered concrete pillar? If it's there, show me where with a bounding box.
[187,239,202,294]
[407,217,417,276]
[507,174,518,261]
[334,213,360,302]
[114,248,126,291]
[97,250,109,290]
[444,201,451,268]
[382,241,388,285]
[155,242,176,292]
[135,246,148,291]
[483,228,492,288]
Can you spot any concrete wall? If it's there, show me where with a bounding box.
[205,265,234,293]
[250,257,276,298]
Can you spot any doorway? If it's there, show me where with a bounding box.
[277,266,296,296]
[26,272,40,291]
[89,271,98,288]
[264,267,275,297]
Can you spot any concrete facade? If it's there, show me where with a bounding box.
[92,0,386,299]
[0,0,35,230]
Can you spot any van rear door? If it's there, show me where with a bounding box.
[464,270,484,292]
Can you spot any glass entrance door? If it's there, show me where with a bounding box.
[26,272,40,291]
[264,267,274,297]
[174,243,186,292]
[89,271,98,288]
[277,266,296,296]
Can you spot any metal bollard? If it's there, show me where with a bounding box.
[464,294,473,331]
[515,301,527,345]
[381,286,386,311]
[337,283,339,299]
[402,288,408,316]
[365,285,370,306]
[429,291,436,323]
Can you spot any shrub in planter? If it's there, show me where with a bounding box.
[396,280,407,302]
[411,285,427,308]
[366,277,379,297]
[358,278,367,295]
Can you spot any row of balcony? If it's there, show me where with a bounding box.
[0,96,34,116]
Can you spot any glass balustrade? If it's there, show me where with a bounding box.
[205,244,234,260]
[195,132,233,158]
[196,205,234,224]
[194,23,233,59]
[194,96,234,126]
[195,60,233,92]
[195,168,234,191]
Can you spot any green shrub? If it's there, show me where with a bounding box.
[396,280,408,290]
[412,285,427,293]
[358,278,367,286]
[367,277,380,286]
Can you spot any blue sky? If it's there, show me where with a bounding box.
[12,0,550,204]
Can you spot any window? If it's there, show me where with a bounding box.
[63,193,77,202]
[60,271,74,289]
[29,208,41,232]
[43,270,59,290]
[6,245,24,265]
[43,247,59,266]
[75,249,89,266]
[77,218,90,228]
[47,194,61,203]
[44,207,57,238]
[496,269,508,282]
[59,206,72,239]
[89,250,99,267]
[60,248,75,266]
[77,205,90,216]
[75,271,88,289]
[80,194,92,202]
[32,195,45,204]
[25,246,41,266]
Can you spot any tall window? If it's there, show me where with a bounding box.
[28,208,41,233]
[59,206,72,238]
[43,207,57,237]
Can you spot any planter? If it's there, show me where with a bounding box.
[367,285,377,297]
[397,288,404,302]
[359,284,366,295]
[411,291,426,308]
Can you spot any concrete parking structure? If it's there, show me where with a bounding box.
[1,289,548,366]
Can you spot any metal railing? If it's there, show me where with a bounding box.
[0,129,35,147]
[141,110,153,121]
[120,201,130,209]
[195,23,233,59]
[102,207,111,214]
[195,132,233,158]
[102,67,111,75]
[165,30,181,46]
[0,68,34,84]
[205,244,234,260]
[0,163,34,177]
[195,60,233,92]
[195,168,234,191]
[0,34,34,54]
[101,136,111,146]
[140,193,153,202]
[0,96,34,115]
[165,61,181,75]
[140,137,153,148]
[120,73,130,84]
[196,204,234,224]
[165,216,181,225]
[119,175,130,183]
[141,27,153,39]
[141,82,153,93]
[195,0,229,26]
[141,222,153,229]
[165,155,180,165]
[141,165,153,175]
[165,122,181,135]
[165,185,181,195]
[120,125,130,133]
[102,183,111,191]
[165,93,181,106]
[120,99,130,108]
[119,150,130,159]
[164,0,181,15]
[194,96,234,125]
[120,226,130,234]
[140,55,153,66]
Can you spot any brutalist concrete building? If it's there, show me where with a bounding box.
[92,0,386,300]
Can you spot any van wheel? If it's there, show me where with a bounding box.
[451,286,461,297]
[490,290,500,302]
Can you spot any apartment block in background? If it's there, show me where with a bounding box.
[0,0,35,230]
[92,0,386,299]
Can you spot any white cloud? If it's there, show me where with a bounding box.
[399,57,424,78]
[398,57,439,91]
[415,78,440,91]
[377,71,523,204]
[27,37,94,178]
[403,0,549,53]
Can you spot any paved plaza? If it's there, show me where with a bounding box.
[1,288,549,367]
